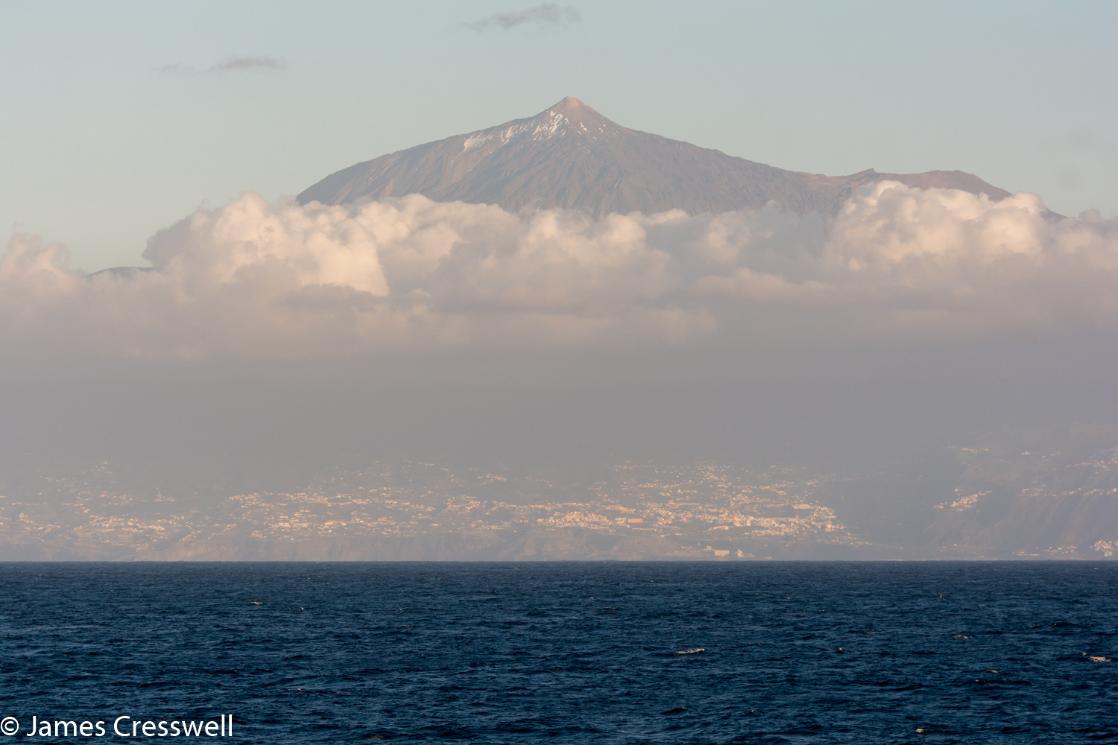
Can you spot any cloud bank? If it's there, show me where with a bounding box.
[3,181,1117,365]
[5,181,1118,485]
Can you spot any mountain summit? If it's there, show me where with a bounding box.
[297,98,1011,215]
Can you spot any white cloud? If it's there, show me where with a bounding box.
[826,182,1049,270]
[3,182,1118,362]
[145,193,390,296]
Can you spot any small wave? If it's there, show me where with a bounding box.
[673,647,705,656]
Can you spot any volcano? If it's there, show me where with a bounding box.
[298,96,1011,215]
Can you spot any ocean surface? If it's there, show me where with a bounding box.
[1,563,1116,744]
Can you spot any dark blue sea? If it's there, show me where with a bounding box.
[1,563,1117,744]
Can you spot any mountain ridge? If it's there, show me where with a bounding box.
[298,97,1013,215]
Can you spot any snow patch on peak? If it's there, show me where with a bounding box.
[461,104,609,152]
[533,110,571,139]
[462,132,493,151]
[537,104,610,139]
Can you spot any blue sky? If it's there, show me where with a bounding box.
[3,0,1117,269]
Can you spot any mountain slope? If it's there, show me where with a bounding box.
[298,97,1012,215]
